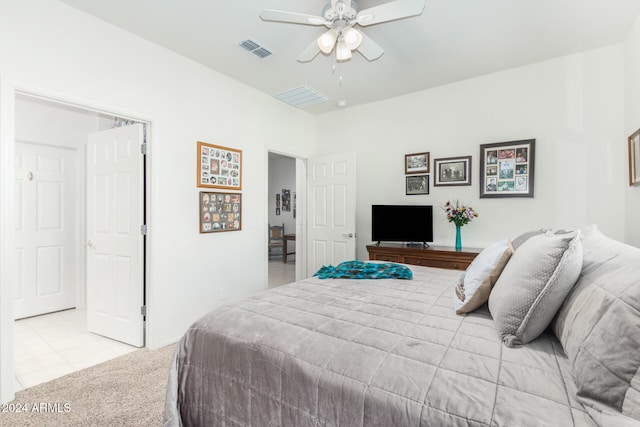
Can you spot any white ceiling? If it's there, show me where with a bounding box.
[58,0,640,115]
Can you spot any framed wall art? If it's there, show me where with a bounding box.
[406,175,429,195]
[629,128,640,186]
[197,141,242,190]
[405,152,430,174]
[479,139,535,198]
[434,156,472,186]
[200,191,242,233]
[282,189,291,211]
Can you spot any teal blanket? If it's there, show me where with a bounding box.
[314,260,413,280]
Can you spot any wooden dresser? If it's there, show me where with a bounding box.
[366,243,481,271]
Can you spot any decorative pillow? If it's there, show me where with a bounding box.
[453,239,513,314]
[488,231,583,347]
[552,225,640,422]
[511,228,549,250]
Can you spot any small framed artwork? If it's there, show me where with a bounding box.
[200,191,242,233]
[629,128,640,186]
[434,156,472,186]
[405,152,430,174]
[406,175,429,195]
[197,141,242,190]
[282,189,291,211]
[480,139,535,198]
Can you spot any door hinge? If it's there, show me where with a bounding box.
[140,143,147,155]
[141,224,148,235]
[140,305,147,316]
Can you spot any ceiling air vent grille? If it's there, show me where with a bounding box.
[238,39,272,59]
[253,47,272,58]
[275,85,328,109]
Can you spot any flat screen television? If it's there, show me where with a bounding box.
[372,205,433,246]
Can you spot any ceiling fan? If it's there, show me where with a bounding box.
[260,0,425,63]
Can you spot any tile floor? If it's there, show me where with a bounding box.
[14,308,137,392]
[268,258,296,288]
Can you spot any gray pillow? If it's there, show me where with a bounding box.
[488,231,582,347]
[511,228,549,250]
[552,225,640,421]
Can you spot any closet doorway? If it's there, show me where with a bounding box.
[11,93,148,390]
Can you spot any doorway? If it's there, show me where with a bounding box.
[268,152,297,287]
[12,93,147,389]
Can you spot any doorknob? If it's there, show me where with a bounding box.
[343,233,355,238]
[86,240,95,249]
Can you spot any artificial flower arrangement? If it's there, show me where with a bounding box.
[443,200,478,227]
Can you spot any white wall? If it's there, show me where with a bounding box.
[0,0,316,363]
[268,155,296,235]
[625,14,640,247]
[317,45,626,260]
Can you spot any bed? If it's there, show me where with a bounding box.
[164,275,563,424]
[164,225,640,426]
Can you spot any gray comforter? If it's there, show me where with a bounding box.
[164,265,596,426]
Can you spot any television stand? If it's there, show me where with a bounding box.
[366,243,481,271]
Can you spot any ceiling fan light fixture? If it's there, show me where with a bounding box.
[336,38,352,61]
[342,27,362,50]
[317,29,338,54]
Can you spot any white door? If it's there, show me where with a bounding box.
[86,124,144,347]
[306,152,357,276]
[14,142,76,319]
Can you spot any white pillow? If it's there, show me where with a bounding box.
[453,239,513,314]
[489,231,583,347]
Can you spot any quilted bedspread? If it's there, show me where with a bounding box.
[164,264,597,427]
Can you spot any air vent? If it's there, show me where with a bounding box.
[274,85,328,109]
[252,47,272,58]
[238,39,272,59]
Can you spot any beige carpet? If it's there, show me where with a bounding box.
[1,344,176,427]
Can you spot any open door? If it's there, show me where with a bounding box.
[306,152,357,276]
[86,124,145,347]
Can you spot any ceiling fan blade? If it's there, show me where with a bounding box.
[356,0,425,26]
[260,9,328,26]
[356,33,384,61]
[297,41,321,62]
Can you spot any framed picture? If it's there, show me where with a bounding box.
[405,152,430,174]
[629,129,640,186]
[480,139,535,198]
[282,189,291,211]
[434,156,472,186]
[197,141,242,190]
[406,175,429,195]
[199,191,242,233]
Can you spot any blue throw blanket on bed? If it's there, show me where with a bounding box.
[314,260,412,280]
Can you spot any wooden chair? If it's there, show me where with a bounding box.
[268,224,284,259]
